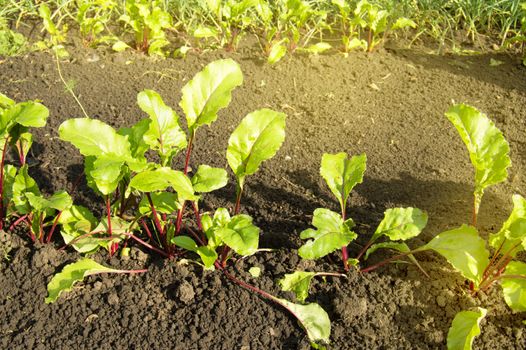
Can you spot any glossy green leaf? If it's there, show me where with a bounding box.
[84,156,124,195]
[227,109,286,189]
[418,225,489,286]
[298,208,356,260]
[0,93,14,109]
[45,258,132,303]
[489,194,526,257]
[59,205,99,253]
[196,246,218,268]
[172,235,198,251]
[26,190,72,212]
[2,101,49,128]
[372,207,428,242]
[129,167,197,201]
[501,261,526,312]
[191,165,228,193]
[268,41,287,64]
[180,59,243,132]
[215,214,259,256]
[137,90,187,165]
[2,164,17,205]
[278,271,316,302]
[59,118,131,158]
[118,118,150,161]
[445,104,511,212]
[16,132,33,162]
[392,17,417,30]
[12,165,40,214]
[138,192,180,215]
[447,308,487,350]
[276,299,331,343]
[320,153,366,212]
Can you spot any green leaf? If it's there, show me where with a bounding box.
[84,156,124,195]
[364,241,425,272]
[26,190,72,212]
[299,42,331,54]
[45,258,133,303]
[278,271,316,302]
[180,59,243,133]
[59,118,131,158]
[276,299,331,343]
[137,90,187,165]
[391,17,417,30]
[196,246,218,268]
[2,164,17,205]
[12,165,40,214]
[447,308,487,350]
[489,194,526,257]
[268,41,287,64]
[4,101,49,128]
[118,118,150,161]
[112,40,129,52]
[298,208,357,260]
[445,104,511,211]
[129,167,197,201]
[138,192,180,215]
[227,109,286,189]
[59,205,97,226]
[0,93,15,109]
[418,225,489,287]
[59,205,99,253]
[191,165,228,193]
[501,261,526,312]
[215,214,259,256]
[372,207,428,242]
[172,235,198,251]
[320,153,366,212]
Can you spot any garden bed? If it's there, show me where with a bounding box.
[1,42,525,349]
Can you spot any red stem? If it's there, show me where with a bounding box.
[8,214,29,231]
[140,218,153,241]
[17,140,25,166]
[146,193,164,236]
[360,250,415,273]
[192,202,202,231]
[122,232,171,258]
[45,211,63,243]
[0,137,9,229]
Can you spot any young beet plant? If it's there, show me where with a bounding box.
[445,103,511,226]
[55,59,330,345]
[0,93,65,240]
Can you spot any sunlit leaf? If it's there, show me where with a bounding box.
[227,109,286,189]
[59,118,131,158]
[276,299,330,343]
[191,165,228,193]
[12,165,40,214]
[180,59,243,133]
[268,41,287,64]
[501,261,526,312]
[489,194,526,257]
[26,190,72,212]
[418,225,489,287]
[447,308,486,350]
[278,271,316,302]
[298,208,356,260]
[215,214,259,256]
[137,89,187,165]
[445,104,511,214]
[371,207,428,242]
[45,258,140,303]
[320,153,366,211]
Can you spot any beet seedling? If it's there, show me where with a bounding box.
[0,93,49,230]
[298,152,366,270]
[119,0,172,55]
[445,103,511,226]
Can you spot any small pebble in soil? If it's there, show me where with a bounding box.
[176,280,195,304]
[107,292,119,305]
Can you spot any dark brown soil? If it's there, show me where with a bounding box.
[0,40,525,349]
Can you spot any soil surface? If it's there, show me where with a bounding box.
[1,39,525,349]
